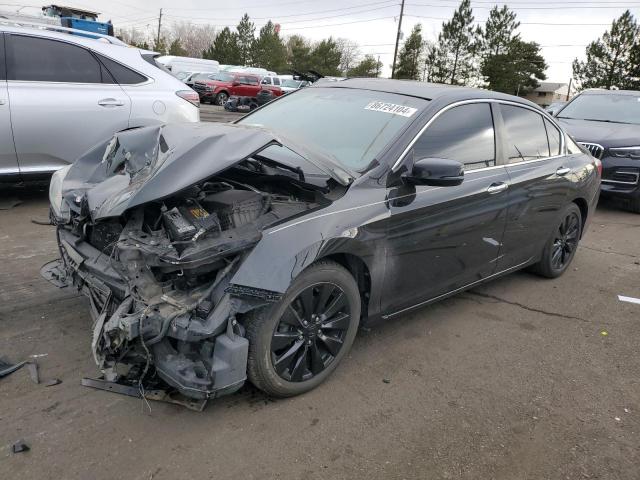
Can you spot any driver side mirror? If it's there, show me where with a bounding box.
[232,81,241,86]
[405,158,464,187]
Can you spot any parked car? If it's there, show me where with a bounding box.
[193,71,283,105]
[183,71,207,88]
[555,89,640,213]
[0,23,199,182]
[279,79,310,93]
[42,79,600,403]
[156,55,219,79]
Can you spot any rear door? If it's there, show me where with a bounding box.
[0,33,19,179]
[382,102,510,315]
[5,34,131,175]
[496,103,571,269]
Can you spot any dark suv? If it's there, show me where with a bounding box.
[555,89,640,213]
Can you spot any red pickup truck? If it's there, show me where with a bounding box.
[193,72,283,106]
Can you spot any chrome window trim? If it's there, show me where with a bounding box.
[392,98,567,172]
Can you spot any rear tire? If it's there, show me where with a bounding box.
[530,203,582,278]
[245,260,361,397]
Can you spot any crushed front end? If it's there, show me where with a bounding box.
[41,124,334,402]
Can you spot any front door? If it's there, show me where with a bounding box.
[0,33,19,180]
[382,102,509,316]
[5,34,130,175]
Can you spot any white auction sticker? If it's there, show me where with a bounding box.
[364,101,417,117]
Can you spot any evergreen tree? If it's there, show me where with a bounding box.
[481,5,520,57]
[287,35,313,73]
[310,37,342,76]
[251,21,288,72]
[168,38,187,56]
[347,55,382,77]
[395,24,423,80]
[203,27,241,64]
[479,6,545,93]
[435,0,481,85]
[153,37,168,55]
[236,13,256,65]
[422,41,449,83]
[482,39,547,94]
[573,10,639,89]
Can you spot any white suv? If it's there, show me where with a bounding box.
[0,23,199,182]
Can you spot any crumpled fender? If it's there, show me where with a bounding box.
[229,186,390,304]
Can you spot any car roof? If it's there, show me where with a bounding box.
[579,88,640,96]
[316,77,541,108]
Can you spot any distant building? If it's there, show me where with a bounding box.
[523,82,573,108]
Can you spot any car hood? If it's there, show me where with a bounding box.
[557,118,640,147]
[61,123,353,220]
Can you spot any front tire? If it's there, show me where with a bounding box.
[530,203,582,278]
[245,260,361,397]
[215,92,228,106]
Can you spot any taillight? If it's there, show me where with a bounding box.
[176,90,200,107]
[594,157,602,177]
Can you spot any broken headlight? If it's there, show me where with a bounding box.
[49,165,71,223]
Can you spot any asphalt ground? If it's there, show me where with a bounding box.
[0,109,639,479]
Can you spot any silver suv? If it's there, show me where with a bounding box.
[0,23,200,182]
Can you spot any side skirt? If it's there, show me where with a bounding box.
[381,257,534,320]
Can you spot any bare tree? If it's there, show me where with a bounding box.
[116,26,150,47]
[168,22,217,58]
[336,38,361,75]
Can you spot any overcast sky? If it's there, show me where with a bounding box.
[1,0,638,82]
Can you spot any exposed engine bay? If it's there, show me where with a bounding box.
[41,123,346,405]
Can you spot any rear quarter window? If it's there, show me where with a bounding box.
[96,54,147,84]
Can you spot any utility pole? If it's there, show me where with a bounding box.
[566,77,573,101]
[391,0,405,79]
[156,8,163,46]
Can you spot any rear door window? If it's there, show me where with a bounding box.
[246,76,259,85]
[500,105,550,162]
[6,35,102,83]
[413,103,496,171]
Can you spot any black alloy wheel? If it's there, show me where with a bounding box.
[270,282,351,382]
[551,212,580,270]
[530,203,582,278]
[245,260,360,397]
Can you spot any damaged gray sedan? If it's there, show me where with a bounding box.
[42,79,599,404]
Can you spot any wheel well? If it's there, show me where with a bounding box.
[322,253,371,320]
[572,197,589,237]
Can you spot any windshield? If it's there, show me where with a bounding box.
[558,93,640,124]
[211,72,235,82]
[238,87,427,171]
[193,73,215,81]
[282,79,301,88]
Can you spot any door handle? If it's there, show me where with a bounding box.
[556,167,571,176]
[0,99,5,105]
[98,98,125,107]
[487,182,509,194]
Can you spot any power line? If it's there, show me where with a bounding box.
[163,4,398,24]
[406,14,613,25]
[408,1,640,9]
